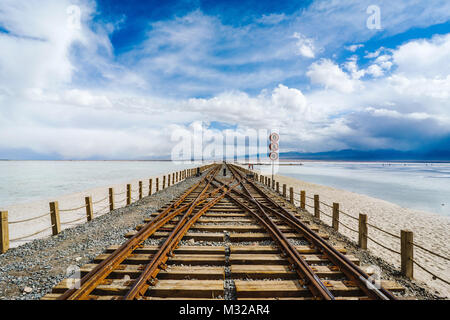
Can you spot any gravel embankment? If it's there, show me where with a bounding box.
[255,181,444,300]
[0,175,202,300]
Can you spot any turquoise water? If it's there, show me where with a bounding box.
[0,161,197,207]
[276,162,450,217]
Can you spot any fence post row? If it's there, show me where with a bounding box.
[332,203,339,231]
[49,201,61,236]
[289,187,294,204]
[401,230,414,279]
[314,195,320,219]
[109,188,115,211]
[0,211,9,253]
[85,196,93,222]
[127,184,131,205]
[300,191,306,210]
[358,213,368,250]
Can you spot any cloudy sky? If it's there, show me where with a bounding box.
[0,0,449,159]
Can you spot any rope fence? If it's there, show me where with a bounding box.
[8,212,50,224]
[412,259,450,286]
[61,216,87,225]
[367,235,401,255]
[92,196,108,205]
[59,204,87,213]
[1,165,207,253]
[10,225,55,242]
[258,174,450,287]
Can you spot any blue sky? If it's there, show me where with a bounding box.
[0,0,450,159]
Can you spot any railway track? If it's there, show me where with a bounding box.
[43,163,404,300]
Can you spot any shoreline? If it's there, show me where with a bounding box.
[3,171,183,248]
[269,172,450,298]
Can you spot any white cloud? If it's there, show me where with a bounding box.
[346,44,364,52]
[256,13,287,25]
[1,1,450,158]
[393,33,450,77]
[306,59,357,93]
[293,33,317,58]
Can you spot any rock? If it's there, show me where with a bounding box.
[188,238,195,245]
[23,287,33,294]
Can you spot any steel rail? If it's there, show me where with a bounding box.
[124,166,238,299]
[212,179,334,300]
[58,165,220,300]
[228,164,396,300]
[219,166,334,299]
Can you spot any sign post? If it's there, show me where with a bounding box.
[269,132,279,182]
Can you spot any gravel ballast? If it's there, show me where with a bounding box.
[0,175,202,300]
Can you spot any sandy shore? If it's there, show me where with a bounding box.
[4,172,176,248]
[267,172,450,298]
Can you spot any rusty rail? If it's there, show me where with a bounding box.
[227,164,396,300]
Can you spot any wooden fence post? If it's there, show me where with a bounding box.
[127,184,131,205]
[300,191,306,210]
[332,203,339,231]
[163,176,166,189]
[176,172,179,183]
[276,182,280,193]
[149,179,152,196]
[0,211,9,253]
[314,195,320,219]
[85,196,93,222]
[401,230,414,279]
[358,213,368,250]
[139,181,143,199]
[289,187,294,204]
[49,201,61,235]
[272,179,275,189]
[109,188,115,211]
[283,184,287,198]
[173,173,175,184]
[168,174,171,187]
[156,178,159,192]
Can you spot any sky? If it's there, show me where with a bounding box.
[0,0,450,160]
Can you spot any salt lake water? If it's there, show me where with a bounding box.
[1,161,449,217]
[274,162,450,217]
[0,161,197,208]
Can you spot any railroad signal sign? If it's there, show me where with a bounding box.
[269,142,279,152]
[269,132,279,181]
[269,132,279,143]
[269,152,279,161]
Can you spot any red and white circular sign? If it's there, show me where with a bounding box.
[269,132,279,142]
[269,152,279,161]
[269,143,279,151]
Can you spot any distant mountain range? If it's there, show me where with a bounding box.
[278,149,450,161]
[1,147,450,161]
